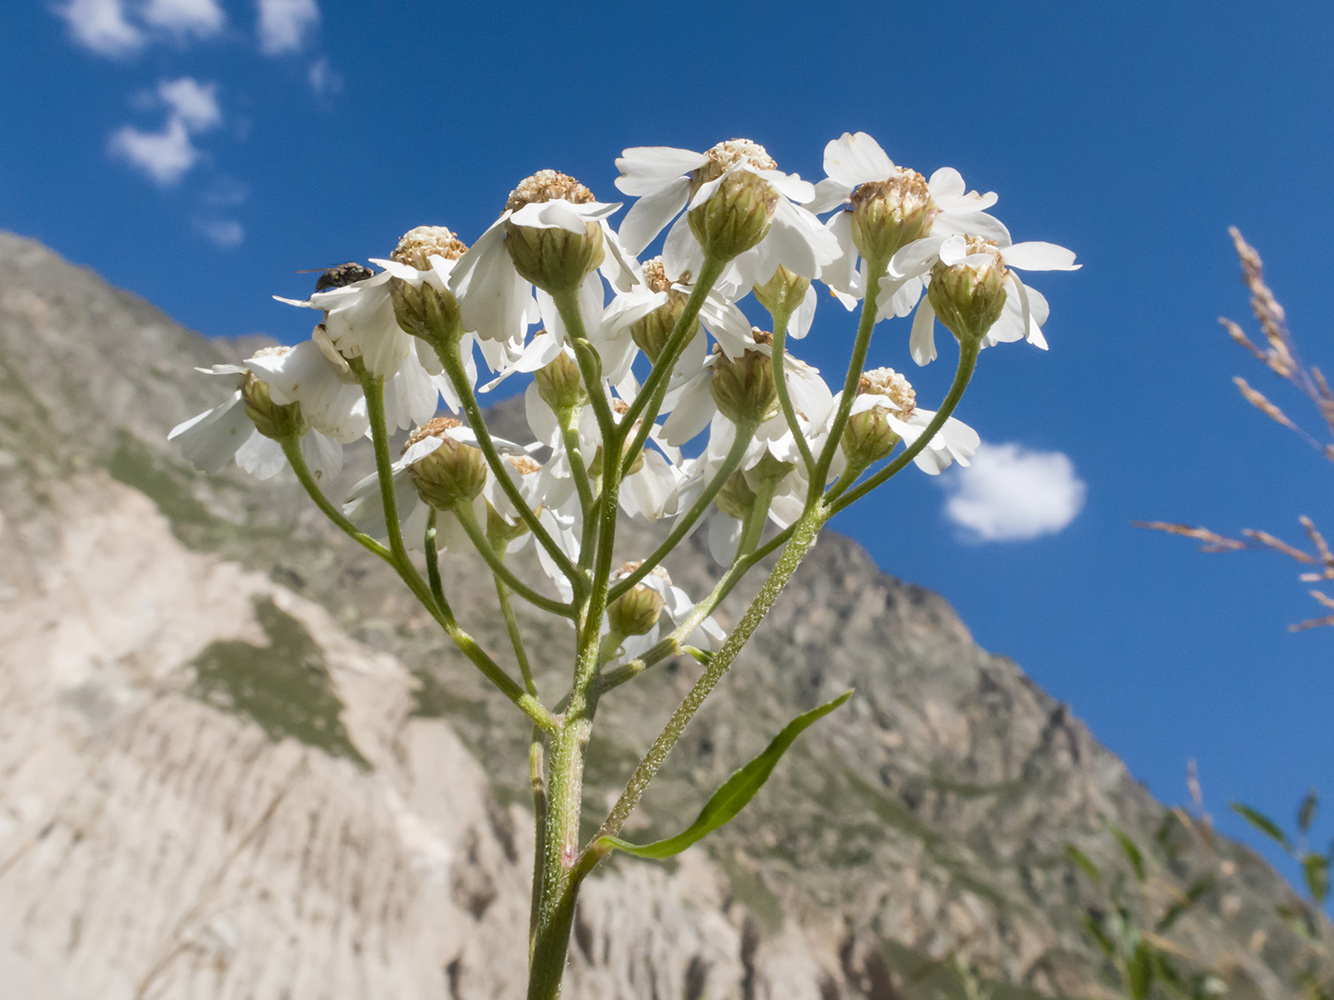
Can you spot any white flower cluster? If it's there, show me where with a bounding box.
[171,133,1076,660]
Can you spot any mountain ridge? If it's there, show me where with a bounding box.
[0,230,1310,999]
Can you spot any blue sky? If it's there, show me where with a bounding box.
[5,1,1334,879]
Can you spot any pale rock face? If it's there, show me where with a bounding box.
[0,231,1309,999]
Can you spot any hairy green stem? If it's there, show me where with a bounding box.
[593,504,828,843]
[434,338,584,592]
[618,254,727,466]
[770,315,817,476]
[606,418,757,603]
[279,435,390,562]
[423,529,554,733]
[831,339,979,514]
[809,255,888,506]
[453,502,574,617]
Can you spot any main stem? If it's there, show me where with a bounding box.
[527,284,628,1000]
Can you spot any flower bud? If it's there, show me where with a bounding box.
[629,259,696,363]
[405,417,488,510]
[241,351,304,440]
[752,264,810,322]
[589,400,646,477]
[607,563,668,637]
[503,170,605,294]
[534,348,587,417]
[842,368,916,470]
[848,168,933,263]
[710,333,778,426]
[927,238,1008,344]
[687,140,779,260]
[714,453,793,519]
[714,470,757,519]
[389,226,468,354]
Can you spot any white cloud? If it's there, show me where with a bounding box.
[940,442,1086,542]
[140,0,225,37]
[56,0,144,56]
[308,57,342,96]
[157,77,221,131]
[257,0,320,54]
[108,117,199,185]
[196,218,245,247]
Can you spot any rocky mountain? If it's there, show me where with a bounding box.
[0,231,1315,999]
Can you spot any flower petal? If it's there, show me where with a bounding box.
[822,132,895,188]
[1001,241,1080,271]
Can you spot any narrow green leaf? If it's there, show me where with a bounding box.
[683,646,714,667]
[1127,942,1155,1000]
[1231,803,1292,850]
[1303,854,1330,904]
[600,691,853,860]
[1110,825,1147,882]
[1299,791,1319,834]
[1156,901,1190,934]
[1083,914,1117,958]
[1066,845,1103,885]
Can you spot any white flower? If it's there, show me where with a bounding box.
[343,419,537,550]
[169,352,342,482]
[614,139,838,287]
[659,333,834,448]
[448,170,636,348]
[808,131,1008,311]
[607,564,725,659]
[888,234,1079,365]
[276,265,415,381]
[825,380,981,476]
[246,329,446,435]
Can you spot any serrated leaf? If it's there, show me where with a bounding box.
[599,691,852,860]
[1303,854,1330,904]
[1111,825,1147,881]
[1231,803,1292,849]
[1299,791,1319,834]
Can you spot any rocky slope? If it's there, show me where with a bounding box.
[0,231,1313,999]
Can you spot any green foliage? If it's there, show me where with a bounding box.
[1111,824,1147,882]
[1300,791,1320,835]
[1068,827,1220,1000]
[1231,803,1292,850]
[600,691,852,859]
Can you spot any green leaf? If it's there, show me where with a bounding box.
[1231,803,1292,850]
[600,691,853,860]
[1155,878,1212,933]
[1110,825,1147,882]
[683,646,714,667]
[1303,854,1330,904]
[1066,845,1103,885]
[1127,942,1155,1000]
[1299,790,1319,834]
[1082,913,1117,958]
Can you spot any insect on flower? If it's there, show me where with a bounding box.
[297,262,376,292]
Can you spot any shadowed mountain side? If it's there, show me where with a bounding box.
[0,231,1309,998]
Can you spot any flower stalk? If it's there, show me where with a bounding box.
[166,132,1074,999]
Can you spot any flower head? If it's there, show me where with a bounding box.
[614,139,837,287]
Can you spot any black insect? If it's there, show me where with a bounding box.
[300,263,375,293]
